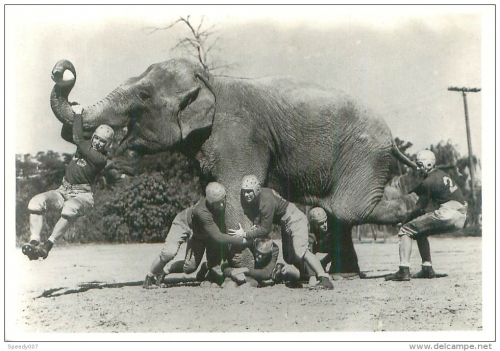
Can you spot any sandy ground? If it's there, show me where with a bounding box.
[7,236,483,338]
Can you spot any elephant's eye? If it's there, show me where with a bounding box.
[138,91,151,102]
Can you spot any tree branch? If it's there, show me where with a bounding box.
[143,19,183,34]
[146,15,233,74]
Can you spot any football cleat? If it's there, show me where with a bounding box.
[318,276,334,290]
[21,244,38,261]
[385,266,411,281]
[411,266,436,279]
[143,275,157,289]
[35,241,53,260]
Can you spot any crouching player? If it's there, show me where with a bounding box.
[303,207,333,285]
[270,207,334,287]
[224,238,279,288]
[386,150,468,281]
[230,175,334,290]
[144,182,248,288]
[143,205,204,288]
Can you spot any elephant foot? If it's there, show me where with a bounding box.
[330,272,367,280]
[328,255,360,275]
[328,266,360,275]
[228,246,255,269]
[368,194,418,225]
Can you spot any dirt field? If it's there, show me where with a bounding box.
[8,236,484,339]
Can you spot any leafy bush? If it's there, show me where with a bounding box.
[96,172,199,243]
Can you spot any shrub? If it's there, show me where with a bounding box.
[96,172,200,243]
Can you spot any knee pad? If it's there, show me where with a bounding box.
[61,198,90,219]
[397,226,414,238]
[61,207,80,220]
[159,244,179,263]
[183,262,198,274]
[28,195,46,213]
[454,217,466,231]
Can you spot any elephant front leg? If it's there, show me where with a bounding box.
[367,193,418,225]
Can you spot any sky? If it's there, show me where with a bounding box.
[6,5,492,161]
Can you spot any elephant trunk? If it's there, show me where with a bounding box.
[50,59,78,126]
[50,59,129,131]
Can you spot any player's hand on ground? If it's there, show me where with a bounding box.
[230,267,248,277]
[235,273,246,284]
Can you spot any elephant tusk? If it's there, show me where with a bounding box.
[115,138,129,156]
[119,128,131,146]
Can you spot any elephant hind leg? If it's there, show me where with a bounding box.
[367,193,418,225]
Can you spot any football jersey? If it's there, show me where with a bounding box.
[412,169,465,206]
[65,114,107,185]
[64,141,107,185]
[191,198,245,246]
[243,188,289,240]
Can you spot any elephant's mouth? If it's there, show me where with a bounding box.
[118,125,165,154]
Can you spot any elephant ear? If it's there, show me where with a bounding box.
[177,72,216,141]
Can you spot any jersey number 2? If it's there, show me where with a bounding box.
[443,176,458,193]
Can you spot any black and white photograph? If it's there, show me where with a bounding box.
[4,4,496,347]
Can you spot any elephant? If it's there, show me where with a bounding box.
[50,58,418,274]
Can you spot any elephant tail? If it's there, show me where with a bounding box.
[391,141,417,169]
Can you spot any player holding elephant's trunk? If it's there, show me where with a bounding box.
[22,105,114,260]
[49,58,419,275]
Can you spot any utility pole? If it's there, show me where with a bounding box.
[448,86,480,222]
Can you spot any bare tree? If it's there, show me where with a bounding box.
[145,15,236,73]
